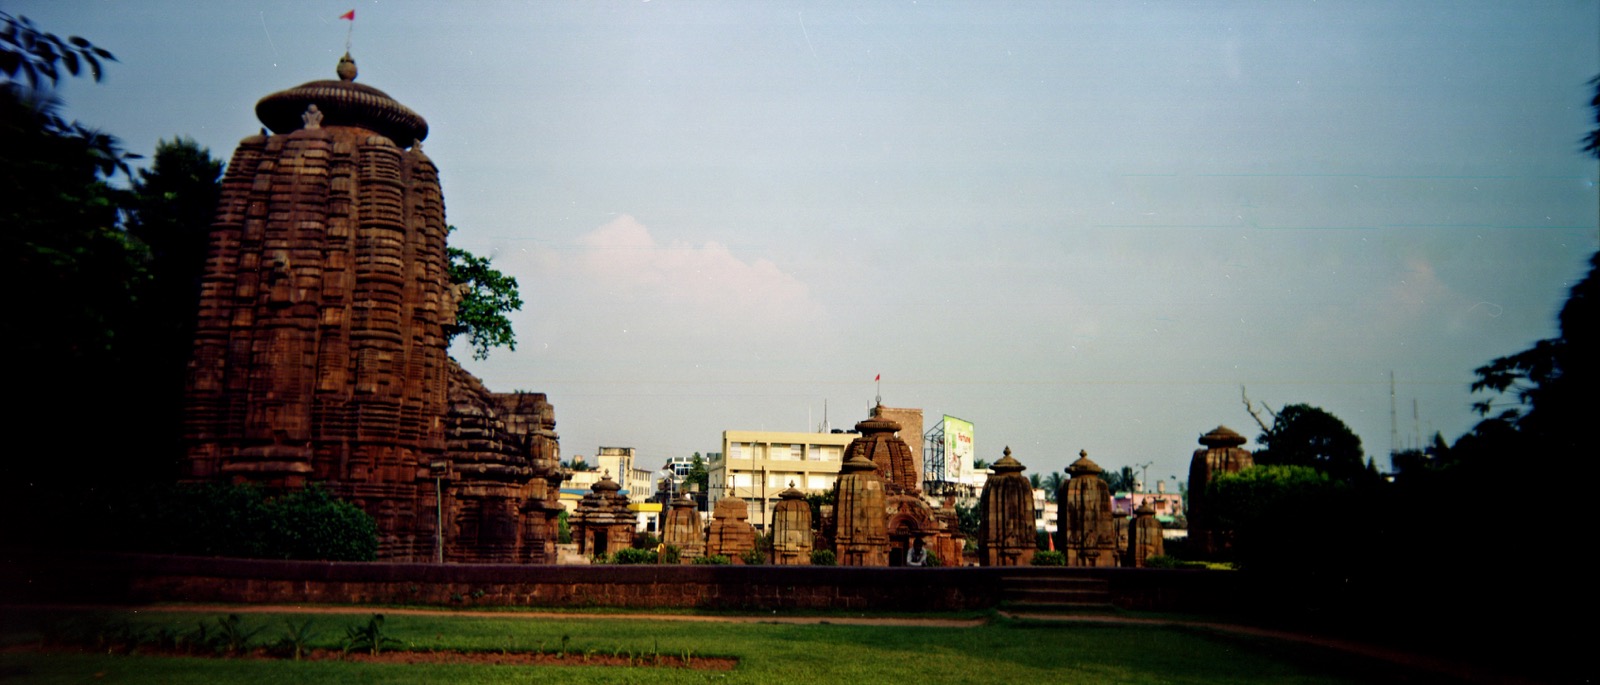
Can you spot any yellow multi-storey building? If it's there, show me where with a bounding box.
[709,430,857,530]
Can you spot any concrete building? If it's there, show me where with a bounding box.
[709,430,857,530]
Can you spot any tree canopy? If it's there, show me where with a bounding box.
[445,227,524,361]
[1252,404,1370,484]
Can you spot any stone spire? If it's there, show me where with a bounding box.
[1188,425,1254,555]
[254,53,429,146]
[1056,450,1118,567]
[978,447,1037,566]
[844,402,920,494]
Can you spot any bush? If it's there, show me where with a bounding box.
[740,547,767,565]
[264,486,378,561]
[810,549,836,566]
[693,554,731,565]
[557,510,572,544]
[1031,550,1066,566]
[631,532,659,550]
[127,483,378,561]
[611,548,657,565]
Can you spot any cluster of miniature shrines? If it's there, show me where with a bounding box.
[183,56,1250,567]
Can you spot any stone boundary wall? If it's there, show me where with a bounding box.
[2,553,1250,614]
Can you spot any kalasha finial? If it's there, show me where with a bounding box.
[337,53,357,81]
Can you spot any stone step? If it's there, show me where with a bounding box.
[1004,588,1110,604]
[1001,599,1117,614]
[999,577,1109,592]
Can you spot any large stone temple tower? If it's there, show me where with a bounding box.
[182,55,563,563]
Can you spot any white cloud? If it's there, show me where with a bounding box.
[506,215,829,368]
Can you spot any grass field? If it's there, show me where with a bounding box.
[0,608,1467,684]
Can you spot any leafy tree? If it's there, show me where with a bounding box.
[687,452,710,492]
[1102,466,1137,494]
[1041,472,1064,503]
[955,503,980,539]
[1469,250,1595,465]
[445,226,523,360]
[122,137,225,467]
[1,12,116,89]
[805,490,836,526]
[2,15,156,527]
[1253,404,1369,484]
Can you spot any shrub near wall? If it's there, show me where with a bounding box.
[124,484,377,561]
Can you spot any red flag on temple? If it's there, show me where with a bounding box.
[339,10,355,20]
[874,374,880,381]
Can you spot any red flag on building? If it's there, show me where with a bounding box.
[874,374,880,381]
[339,10,355,20]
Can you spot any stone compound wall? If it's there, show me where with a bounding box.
[4,553,1250,614]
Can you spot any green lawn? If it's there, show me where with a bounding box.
[0,608,1464,684]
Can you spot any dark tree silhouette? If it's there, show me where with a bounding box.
[1252,404,1369,484]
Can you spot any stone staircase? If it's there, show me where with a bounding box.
[998,574,1115,615]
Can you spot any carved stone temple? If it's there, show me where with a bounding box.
[840,402,955,565]
[832,452,889,566]
[770,483,813,565]
[707,494,757,562]
[182,54,563,562]
[1125,499,1165,567]
[661,491,705,560]
[977,447,1037,566]
[571,475,635,558]
[1186,425,1255,555]
[1055,450,1119,567]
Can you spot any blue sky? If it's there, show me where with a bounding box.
[14,1,1597,487]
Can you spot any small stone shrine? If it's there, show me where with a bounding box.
[180,54,563,562]
[1055,450,1119,567]
[770,483,813,565]
[977,447,1037,566]
[570,475,634,558]
[1186,425,1255,555]
[832,453,889,566]
[844,402,951,565]
[1125,499,1165,567]
[661,490,705,561]
[707,494,757,562]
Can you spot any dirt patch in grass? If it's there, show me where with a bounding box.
[330,648,736,670]
[7,645,737,671]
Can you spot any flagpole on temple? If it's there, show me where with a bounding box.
[340,9,355,53]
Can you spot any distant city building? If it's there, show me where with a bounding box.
[709,430,856,530]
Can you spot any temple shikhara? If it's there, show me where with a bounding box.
[181,55,563,563]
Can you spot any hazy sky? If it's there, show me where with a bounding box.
[15,1,1597,488]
